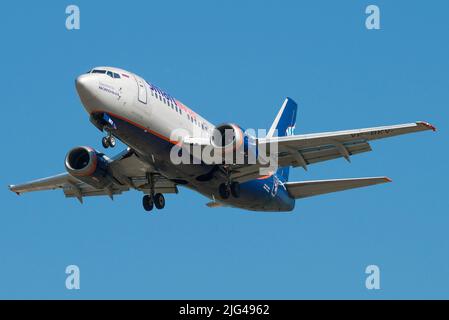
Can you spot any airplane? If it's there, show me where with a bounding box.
[8,67,436,212]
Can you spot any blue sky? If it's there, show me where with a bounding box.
[0,0,448,299]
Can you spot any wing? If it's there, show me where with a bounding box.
[228,121,436,182]
[285,177,391,199]
[9,149,178,203]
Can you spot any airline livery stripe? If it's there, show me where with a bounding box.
[91,110,178,145]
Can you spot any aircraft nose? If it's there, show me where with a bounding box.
[75,74,95,98]
[75,74,98,112]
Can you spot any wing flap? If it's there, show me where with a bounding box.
[285,177,391,199]
[279,141,372,168]
[63,185,127,198]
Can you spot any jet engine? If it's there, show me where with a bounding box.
[210,123,257,165]
[65,146,112,189]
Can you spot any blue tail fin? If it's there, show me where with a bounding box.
[268,98,298,182]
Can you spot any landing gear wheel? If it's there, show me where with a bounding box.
[142,195,154,212]
[219,183,231,200]
[230,182,241,198]
[102,137,110,149]
[154,193,165,210]
[108,136,116,148]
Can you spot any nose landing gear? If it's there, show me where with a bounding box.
[102,131,116,149]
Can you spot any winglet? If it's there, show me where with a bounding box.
[417,121,437,132]
[383,177,393,183]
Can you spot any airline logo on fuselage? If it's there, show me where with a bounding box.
[146,80,199,120]
[99,82,120,98]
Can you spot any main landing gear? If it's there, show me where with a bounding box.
[219,166,240,200]
[219,182,240,200]
[142,193,165,212]
[142,173,165,212]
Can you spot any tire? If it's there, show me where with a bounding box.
[230,182,241,198]
[142,195,154,212]
[154,193,165,210]
[108,136,116,148]
[219,183,230,200]
[102,137,110,149]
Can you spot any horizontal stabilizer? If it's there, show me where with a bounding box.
[285,177,391,199]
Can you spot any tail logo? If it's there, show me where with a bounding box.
[286,125,296,136]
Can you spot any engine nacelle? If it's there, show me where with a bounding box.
[65,146,112,189]
[210,123,257,164]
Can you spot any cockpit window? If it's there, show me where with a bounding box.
[89,69,121,79]
[92,69,107,74]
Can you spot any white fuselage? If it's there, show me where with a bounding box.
[77,67,214,150]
